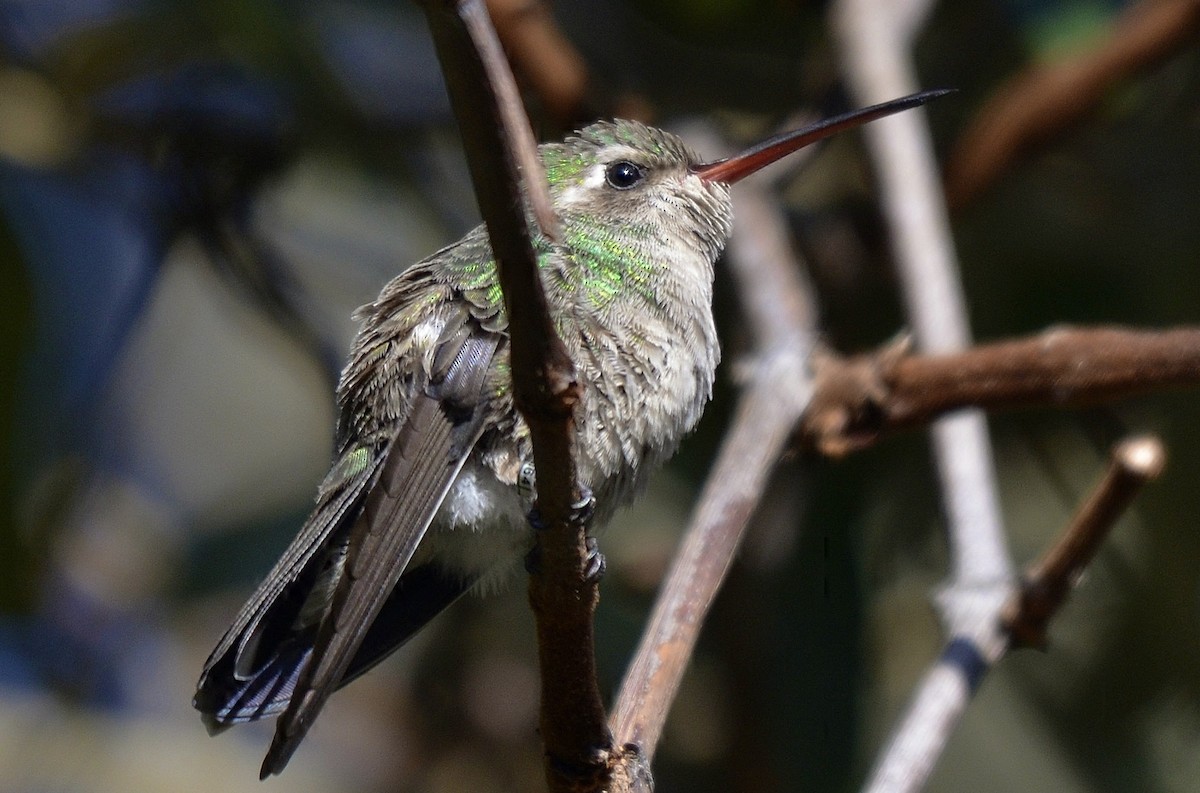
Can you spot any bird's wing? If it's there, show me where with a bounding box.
[259,321,501,777]
[193,441,384,725]
[338,561,477,682]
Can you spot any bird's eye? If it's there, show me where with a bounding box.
[605,161,644,190]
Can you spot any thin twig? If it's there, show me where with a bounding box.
[609,359,812,761]
[1003,436,1166,649]
[832,0,1015,789]
[945,0,1200,211]
[485,0,591,126]
[803,326,1200,454]
[833,0,1012,588]
[417,2,610,790]
[609,169,820,777]
[865,436,1164,792]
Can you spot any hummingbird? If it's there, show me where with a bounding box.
[194,89,948,777]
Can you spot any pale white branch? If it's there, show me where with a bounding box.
[831,0,1017,790]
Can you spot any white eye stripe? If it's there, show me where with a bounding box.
[583,164,607,188]
[557,164,608,207]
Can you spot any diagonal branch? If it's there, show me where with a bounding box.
[832,0,1014,788]
[416,2,610,790]
[609,358,811,763]
[833,0,1012,594]
[609,167,819,781]
[485,0,591,126]
[864,435,1164,793]
[945,0,1200,211]
[1003,436,1165,649]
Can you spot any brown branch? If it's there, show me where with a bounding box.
[803,326,1200,456]
[609,172,818,779]
[609,362,810,764]
[945,0,1200,211]
[863,434,1162,792]
[1003,435,1166,649]
[416,3,610,791]
[486,0,590,126]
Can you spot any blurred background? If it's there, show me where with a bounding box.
[1,0,1199,791]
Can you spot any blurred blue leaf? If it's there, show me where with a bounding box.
[0,0,145,62]
[0,151,168,468]
[308,0,451,125]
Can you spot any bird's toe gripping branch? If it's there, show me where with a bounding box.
[582,536,606,583]
[524,486,600,578]
[525,485,596,530]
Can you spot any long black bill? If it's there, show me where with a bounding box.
[694,88,954,184]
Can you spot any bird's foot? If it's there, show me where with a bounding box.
[524,488,603,581]
[525,487,596,530]
[523,536,606,582]
[584,536,606,583]
[569,489,597,526]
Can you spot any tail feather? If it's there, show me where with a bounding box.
[196,639,313,728]
[194,563,474,729]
